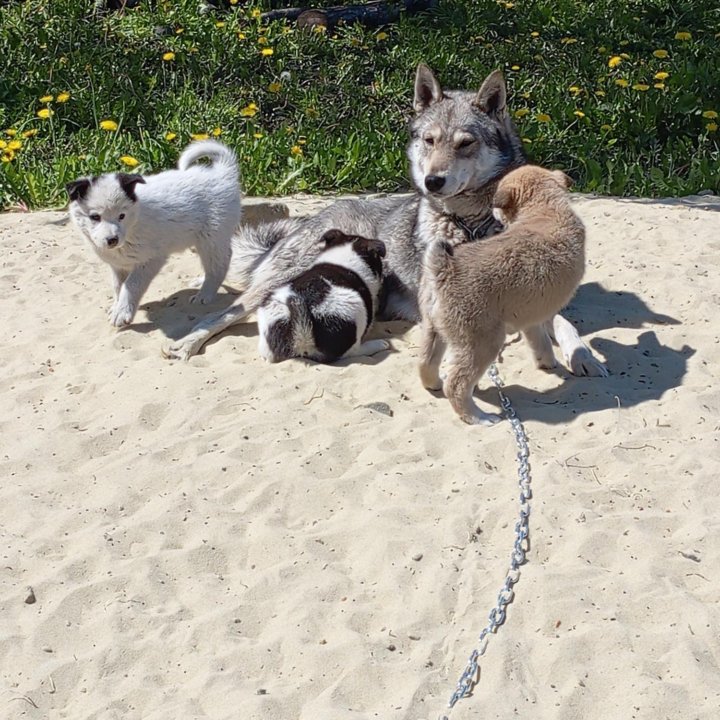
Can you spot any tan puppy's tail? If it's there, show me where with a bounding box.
[423,239,455,280]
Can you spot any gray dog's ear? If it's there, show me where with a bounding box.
[66,178,91,202]
[475,70,507,116]
[117,173,146,201]
[414,63,443,113]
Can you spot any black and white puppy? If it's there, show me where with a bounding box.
[66,140,241,327]
[257,229,389,363]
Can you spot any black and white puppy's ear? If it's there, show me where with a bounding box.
[66,178,92,202]
[320,229,351,248]
[117,173,146,201]
[414,63,443,113]
[474,70,507,117]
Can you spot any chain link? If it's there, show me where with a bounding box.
[439,363,532,719]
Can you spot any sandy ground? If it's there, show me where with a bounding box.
[1,193,719,720]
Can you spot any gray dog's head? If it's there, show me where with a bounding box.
[408,64,525,199]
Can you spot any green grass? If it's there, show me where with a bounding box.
[0,0,718,209]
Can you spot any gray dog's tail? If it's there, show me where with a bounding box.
[424,240,455,279]
[177,139,238,172]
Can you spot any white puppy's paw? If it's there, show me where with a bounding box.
[566,347,608,377]
[109,302,135,327]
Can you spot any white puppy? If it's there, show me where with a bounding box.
[67,140,242,327]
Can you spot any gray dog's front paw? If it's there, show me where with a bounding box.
[567,347,608,377]
[109,302,135,327]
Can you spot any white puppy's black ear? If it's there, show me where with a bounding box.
[475,70,507,116]
[414,63,443,113]
[117,173,146,201]
[66,178,92,202]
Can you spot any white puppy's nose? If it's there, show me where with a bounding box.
[106,237,119,248]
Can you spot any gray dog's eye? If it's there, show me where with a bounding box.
[424,137,435,146]
[458,138,475,148]
[118,213,125,220]
[90,214,101,222]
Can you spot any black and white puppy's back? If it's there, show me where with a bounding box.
[257,229,389,363]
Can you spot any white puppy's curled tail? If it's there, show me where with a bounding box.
[177,139,238,173]
[424,240,455,280]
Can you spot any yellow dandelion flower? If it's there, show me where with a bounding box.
[573,110,586,118]
[702,110,718,119]
[561,37,577,44]
[313,25,327,34]
[5,128,17,137]
[8,139,21,150]
[56,92,71,103]
[165,132,177,141]
[568,86,581,95]
[237,32,246,40]
[536,113,551,123]
[598,46,607,54]
[268,81,282,93]
[176,27,184,34]
[620,53,631,60]
[511,65,520,71]
[37,108,54,119]
[504,2,514,8]
[654,83,665,90]
[653,49,668,59]
[251,8,261,18]
[290,145,303,156]
[608,56,622,68]
[514,108,530,118]
[632,84,650,91]
[215,21,226,28]
[163,52,176,61]
[674,31,691,41]
[707,122,718,132]
[595,90,606,97]
[212,127,222,137]
[39,94,54,103]
[615,79,629,88]
[0,140,6,149]
[261,48,274,56]
[258,36,268,45]
[530,31,539,38]
[191,133,209,141]
[23,128,39,138]
[654,71,670,80]
[119,155,139,167]
[230,0,238,4]
[1,150,15,163]
[376,32,388,41]
[100,119,118,131]
[240,103,259,117]
[600,124,612,132]
[253,132,263,139]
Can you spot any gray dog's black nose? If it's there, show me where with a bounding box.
[424,175,446,193]
[106,237,119,248]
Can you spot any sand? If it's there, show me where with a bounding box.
[1,193,719,720]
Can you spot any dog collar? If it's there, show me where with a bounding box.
[448,213,503,242]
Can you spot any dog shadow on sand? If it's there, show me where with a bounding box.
[134,282,694,420]
[476,281,694,424]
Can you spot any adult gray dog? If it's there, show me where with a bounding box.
[162,64,607,378]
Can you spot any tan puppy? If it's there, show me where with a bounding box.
[418,164,585,425]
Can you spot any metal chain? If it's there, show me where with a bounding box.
[439,362,532,719]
